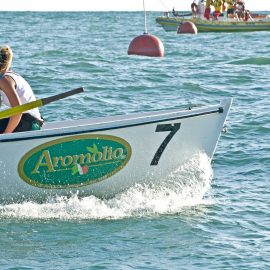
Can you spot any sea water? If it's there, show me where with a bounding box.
[0,11,269,269]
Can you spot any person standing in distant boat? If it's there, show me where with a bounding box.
[172,7,179,16]
[198,0,206,19]
[204,0,214,20]
[213,0,224,19]
[191,1,199,16]
[0,45,43,134]
[225,0,236,17]
[234,0,245,20]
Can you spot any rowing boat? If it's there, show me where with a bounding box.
[156,16,270,32]
[0,98,232,204]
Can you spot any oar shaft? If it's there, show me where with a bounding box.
[0,87,84,120]
[42,87,84,105]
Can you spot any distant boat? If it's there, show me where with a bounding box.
[156,14,270,32]
[0,99,232,203]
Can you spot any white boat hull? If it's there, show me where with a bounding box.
[0,99,232,203]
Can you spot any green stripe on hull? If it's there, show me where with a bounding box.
[197,25,270,32]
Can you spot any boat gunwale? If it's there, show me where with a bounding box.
[0,99,231,143]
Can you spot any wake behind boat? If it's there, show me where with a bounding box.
[0,98,232,204]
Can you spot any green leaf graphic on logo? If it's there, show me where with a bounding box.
[71,164,79,175]
[86,144,98,154]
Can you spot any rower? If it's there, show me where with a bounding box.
[0,45,43,133]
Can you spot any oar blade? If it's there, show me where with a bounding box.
[0,100,43,120]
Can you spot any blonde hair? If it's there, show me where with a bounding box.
[0,45,13,74]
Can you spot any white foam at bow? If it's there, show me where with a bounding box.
[0,152,214,220]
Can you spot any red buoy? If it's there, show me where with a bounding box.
[128,33,164,57]
[177,21,198,34]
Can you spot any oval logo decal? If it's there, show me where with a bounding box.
[18,134,132,188]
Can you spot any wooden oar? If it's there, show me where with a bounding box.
[0,87,84,120]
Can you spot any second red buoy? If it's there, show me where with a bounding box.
[177,21,198,34]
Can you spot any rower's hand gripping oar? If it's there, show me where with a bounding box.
[0,87,84,120]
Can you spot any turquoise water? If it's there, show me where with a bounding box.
[0,11,270,269]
